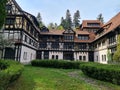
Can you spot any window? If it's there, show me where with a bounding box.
[78,44,87,49]
[51,42,59,49]
[56,55,58,59]
[104,55,106,61]
[52,36,59,41]
[98,42,101,47]
[64,43,74,49]
[109,36,116,44]
[29,39,32,44]
[30,27,34,35]
[102,40,105,46]
[83,56,86,61]
[14,33,20,40]
[39,42,47,48]
[6,18,15,25]
[79,56,82,60]
[23,52,27,60]
[64,35,74,41]
[102,55,106,62]
[6,4,12,11]
[96,56,98,61]
[24,35,27,42]
[87,23,100,27]
[78,35,89,40]
[102,55,104,61]
[52,55,54,59]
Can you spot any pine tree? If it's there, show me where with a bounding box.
[73,10,80,28]
[65,9,72,29]
[36,12,44,28]
[0,0,7,29]
[61,17,67,29]
[97,13,104,23]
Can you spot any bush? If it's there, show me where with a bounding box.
[0,60,24,90]
[31,60,80,69]
[80,62,120,85]
[0,60,9,70]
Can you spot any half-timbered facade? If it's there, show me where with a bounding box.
[1,0,120,64]
[1,0,40,63]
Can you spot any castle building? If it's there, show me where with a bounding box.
[1,0,120,64]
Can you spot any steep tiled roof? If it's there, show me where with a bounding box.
[94,12,120,41]
[75,29,95,43]
[75,30,89,35]
[82,20,102,29]
[40,30,64,35]
[103,12,120,33]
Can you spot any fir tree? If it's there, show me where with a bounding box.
[65,9,72,29]
[61,17,67,29]
[36,12,44,28]
[73,10,80,28]
[97,13,104,23]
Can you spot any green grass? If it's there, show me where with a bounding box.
[8,65,120,90]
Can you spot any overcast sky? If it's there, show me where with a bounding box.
[16,0,120,25]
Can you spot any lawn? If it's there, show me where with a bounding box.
[8,65,120,90]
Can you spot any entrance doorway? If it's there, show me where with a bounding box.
[4,47,15,60]
[63,52,74,60]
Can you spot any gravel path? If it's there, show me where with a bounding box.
[68,71,114,90]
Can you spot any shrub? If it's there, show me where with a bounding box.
[0,60,24,90]
[80,62,120,85]
[0,60,9,70]
[31,60,80,69]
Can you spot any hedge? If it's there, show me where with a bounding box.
[80,62,120,85]
[31,60,80,69]
[0,60,24,90]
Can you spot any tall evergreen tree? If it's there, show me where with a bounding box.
[73,10,80,28]
[61,17,67,29]
[65,9,72,29]
[36,12,44,28]
[0,0,7,29]
[97,13,104,23]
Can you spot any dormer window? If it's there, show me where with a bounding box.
[78,35,89,40]
[64,35,74,40]
[87,23,100,27]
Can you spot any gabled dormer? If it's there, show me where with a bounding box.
[63,28,75,34]
[6,0,23,15]
[63,29,75,41]
[81,20,102,33]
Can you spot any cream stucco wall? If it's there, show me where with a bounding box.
[94,49,108,64]
[74,52,88,62]
[20,45,36,63]
[49,51,63,60]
